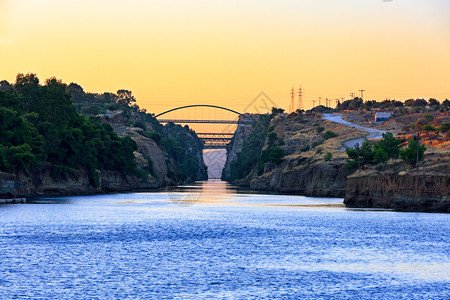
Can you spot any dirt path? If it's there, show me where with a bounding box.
[323,113,387,149]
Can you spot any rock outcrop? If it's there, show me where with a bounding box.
[0,167,159,199]
[345,172,450,212]
[248,158,347,197]
[222,122,254,179]
[222,112,355,197]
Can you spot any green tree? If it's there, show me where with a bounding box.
[268,146,285,164]
[374,132,401,159]
[400,136,426,167]
[345,138,374,170]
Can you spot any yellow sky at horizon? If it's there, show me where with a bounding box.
[1,0,449,115]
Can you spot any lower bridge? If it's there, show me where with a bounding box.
[197,133,233,149]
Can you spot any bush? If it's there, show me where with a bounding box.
[300,145,310,152]
[421,124,435,132]
[147,131,161,145]
[324,152,332,162]
[268,146,285,164]
[438,122,450,134]
[81,105,99,115]
[323,130,338,140]
[134,120,146,130]
[267,131,278,146]
[316,126,325,133]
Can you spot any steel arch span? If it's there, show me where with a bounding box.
[155,105,253,120]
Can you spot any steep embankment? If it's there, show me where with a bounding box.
[345,173,450,212]
[0,76,207,199]
[344,152,450,212]
[102,110,207,186]
[222,111,365,197]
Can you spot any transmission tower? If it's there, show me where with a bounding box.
[359,89,365,100]
[290,87,295,113]
[297,86,303,111]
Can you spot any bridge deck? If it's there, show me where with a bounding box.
[158,119,252,124]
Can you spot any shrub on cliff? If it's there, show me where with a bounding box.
[323,130,338,140]
[346,132,402,170]
[400,136,426,167]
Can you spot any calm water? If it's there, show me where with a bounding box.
[0,180,449,299]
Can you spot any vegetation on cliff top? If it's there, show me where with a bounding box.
[0,73,206,185]
[0,74,138,185]
[345,132,426,171]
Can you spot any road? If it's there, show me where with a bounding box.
[322,113,386,149]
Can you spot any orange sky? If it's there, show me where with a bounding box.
[1,0,449,115]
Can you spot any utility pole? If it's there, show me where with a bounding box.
[416,126,420,173]
[326,98,329,107]
[318,97,322,106]
[359,89,365,100]
[297,86,303,111]
[357,144,361,174]
[312,99,316,108]
[350,92,355,99]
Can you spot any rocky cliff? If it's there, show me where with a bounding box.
[345,172,450,212]
[222,122,254,179]
[0,110,207,199]
[0,167,159,199]
[248,156,348,197]
[222,112,363,197]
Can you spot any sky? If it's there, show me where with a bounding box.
[1,0,449,115]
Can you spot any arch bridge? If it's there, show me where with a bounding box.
[156,105,252,149]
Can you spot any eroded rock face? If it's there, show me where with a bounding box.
[222,122,254,179]
[247,157,348,197]
[0,167,161,199]
[345,173,450,212]
[127,130,170,185]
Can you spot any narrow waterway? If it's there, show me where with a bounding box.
[0,180,448,299]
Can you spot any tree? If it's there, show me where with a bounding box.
[374,132,401,159]
[268,146,285,164]
[413,99,428,107]
[428,98,440,106]
[271,107,285,116]
[14,73,41,113]
[405,99,415,106]
[116,89,136,107]
[345,138,374,170]
[400,136,426,167]
[0,80,12,91]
